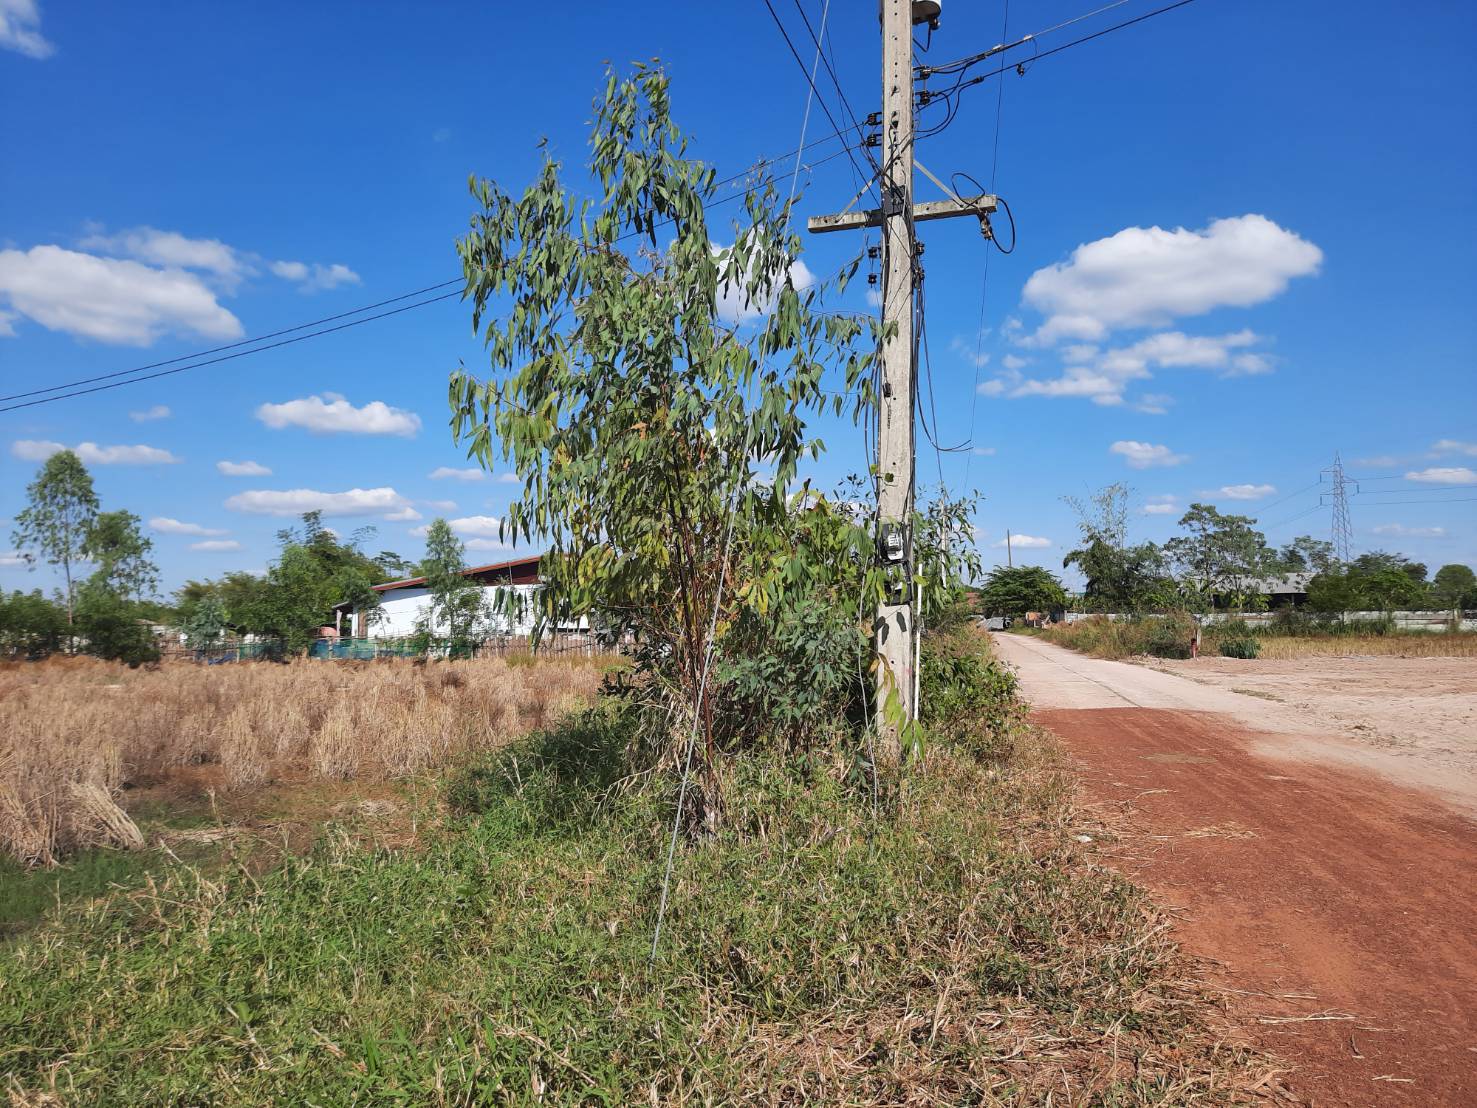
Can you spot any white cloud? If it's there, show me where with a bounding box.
[997,329,1271,408]
[256,392,421,437]
[0,245,243,345]
[1142,494,1178,516]
[421,499,458,512]
[1432,439,1477,458]
[190,539,242,552]
[216,459,271,477]
[224,487,417,519]
[269,260,361,292]
[428,466,485,482]
[0,0,54,58]
[864,288,883,308]
[1012,368,1126,406]
[0,550,28,567]
[1110,440,1187,469]
[79,226,250,289]
[993,534,1051,549]
[494,472,521,484]
[1218,483,1276,500]
[12,439,180,465]
[714,244,814,324]
[971,446,996,457]
[949,334,990,368]
[1001,353,1030,371]
[1021,214,1321,345]
[150,517,226,537]
[1354,454,1400,468]
[129,404,171,422]
[1133,393,1173,415]
[1405,466,1477,485]
[410,516,517,553]
[1371,524,1446,539]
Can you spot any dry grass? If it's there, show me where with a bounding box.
[1251,633,1477,659]
[0,655,611,866]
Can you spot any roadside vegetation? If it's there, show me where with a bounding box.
[1027,613,1477,661]
[0,624,1270,1103]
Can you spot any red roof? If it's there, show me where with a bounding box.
[372,553,542,593]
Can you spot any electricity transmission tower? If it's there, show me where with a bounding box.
[1322,452,1354,563]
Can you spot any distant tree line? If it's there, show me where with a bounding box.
[974,482,1475,619]
[1,450,428,662]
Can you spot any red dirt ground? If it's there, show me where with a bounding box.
[1034,706,1477,1107]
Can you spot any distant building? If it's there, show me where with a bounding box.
[331,554,543,638]
[1213,572,1313,610]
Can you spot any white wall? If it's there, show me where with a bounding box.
[362,583,541,638]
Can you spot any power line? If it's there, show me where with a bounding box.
[0,291,463,414]
[961,0,1012,500]
[0,279,463,404]
[1345,497,1477,506]
[762,0,878,199]
[914,0,1203,137]
[2,126,872,413]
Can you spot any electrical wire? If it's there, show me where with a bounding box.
[915,0,1202,139]
[3,125,873,413]
[783,0,833,225]
[917,0,1134,77]
[762,0,879,201]
[0,291,463,414]
[961,0,1012,501]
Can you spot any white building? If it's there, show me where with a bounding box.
[332,554,543,639]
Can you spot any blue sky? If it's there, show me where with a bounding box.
[3,0,1474,595]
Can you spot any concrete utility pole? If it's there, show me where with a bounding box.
[1007,530,1013,567]
[808,0,997,758]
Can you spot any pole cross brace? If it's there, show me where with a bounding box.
[806,194,998,235]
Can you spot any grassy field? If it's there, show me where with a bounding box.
[0,654,610,867]
[0,635,1270,1103]
[1028,615,1477,661]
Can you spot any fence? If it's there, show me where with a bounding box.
[1057,610,1476,632]
[160,629,619,664]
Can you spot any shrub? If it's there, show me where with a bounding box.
[921,626,1024,758]
[1218,636,1260,659]
[1143,613,1195,659]
[717,594,864,751]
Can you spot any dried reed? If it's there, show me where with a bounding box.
[0,655,609,865]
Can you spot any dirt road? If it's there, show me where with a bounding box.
[992,633,1477,1107]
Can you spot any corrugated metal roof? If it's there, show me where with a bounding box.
[371,553,542,594]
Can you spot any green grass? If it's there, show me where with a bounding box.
[1,657,1260,1103]
[0,849,167,937]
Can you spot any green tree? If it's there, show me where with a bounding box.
[977,565,1068,618]
[417,518,487,655]
[1359,567,1428,613]
[1432,563,1476,612]
[1164,503,1274,609]
[241,513,385,652]
[0,590,67,658]
[74,582,160,666]
[83,510,159,601]
[11,450,99,625]
[1061,484,1173,612]
[448,66,884,821]
[182,596,228,651]
[1276,535,1337,575]
[1351,549,1427,585]
[1307,569,1360,616]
